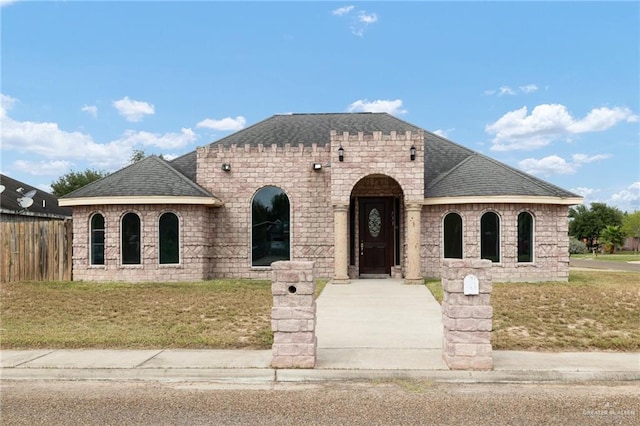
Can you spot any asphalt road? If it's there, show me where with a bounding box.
[2,380,638,425]
[569,258,640,272]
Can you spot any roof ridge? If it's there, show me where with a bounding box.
[207,115,276,147]
[427,155,475,189]
[151,155,215,197]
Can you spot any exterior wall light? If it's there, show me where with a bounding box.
[338,145,344,162]
[312,163,323,171]
[410,145,416,161]
[222,163,231,172]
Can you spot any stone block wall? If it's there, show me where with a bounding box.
[271,261,317,369]
[423,203,570,282]
[441,258,493,370]
[70,204,211,282]
[198,143,334,279]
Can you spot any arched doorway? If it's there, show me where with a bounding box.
[349,175,404,277]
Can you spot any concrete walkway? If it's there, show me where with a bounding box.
[570,258,640,272]
[316,278,445,370]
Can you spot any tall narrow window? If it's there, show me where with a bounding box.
[90,213,105,265]
[481,212,500,262]
[518,212,533,263]
[159,212,179,264]
[443,212,463,259]
[252,186,290,266]
[122,212,141,265]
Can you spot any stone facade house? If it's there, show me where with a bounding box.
[60,113,582,283]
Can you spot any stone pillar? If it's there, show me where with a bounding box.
[404,203,423,284]
[332,203,350,284]
[271,261,317,369]
[441,259,493,370]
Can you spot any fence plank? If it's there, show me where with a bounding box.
[0,219,72,282]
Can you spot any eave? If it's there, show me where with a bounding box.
[423,195,583,206]
[59,196,223,207]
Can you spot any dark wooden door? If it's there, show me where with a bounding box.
[359,198,392,275]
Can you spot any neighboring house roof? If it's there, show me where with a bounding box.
[60,155,221,206]
[0,174,72,219]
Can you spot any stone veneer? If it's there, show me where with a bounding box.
[271,261,317,369]
[69,132,572,283]
[441,258,493,370]
[422,203,570,282]
[71,204,211,282]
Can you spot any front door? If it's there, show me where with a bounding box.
[359,198,392,275]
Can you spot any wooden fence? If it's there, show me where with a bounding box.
[1,219,72,282]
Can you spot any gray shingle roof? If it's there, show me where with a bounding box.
[60,113,579,201]
[422,131,578,198]
[63,155,216,199]
[209,112,421,147]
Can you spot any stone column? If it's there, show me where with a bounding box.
[332,203,350,284]
[441,259,493,370]
[404,203,423,284]
[271,261,317,369]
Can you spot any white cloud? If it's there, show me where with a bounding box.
[485,84,538,97]
[12,159,73,176]
[347,99,406,115]
[570,187,598,198]
[518,155,576,176]
[0,94,198,172]
[518,152,610,177]
[499,86,516,96]
[81,104,98,118]
[112,96,155,122]
[571,153,611,164]
[486,104,638,151]
[332,5,354,16]
[433,128,455,138]
[1,93,17,117]
[610,182,640,211]
[519,84,539,94]
[118,128,198,150]
[196,116,246,131]
[0,0,17,7]
[358,11,378,24]
[332,5,378,37]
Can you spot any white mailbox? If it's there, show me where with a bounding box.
[463,274,479,295]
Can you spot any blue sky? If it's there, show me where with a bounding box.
[1,1,638,211]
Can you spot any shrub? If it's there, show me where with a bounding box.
[569,236,588,254]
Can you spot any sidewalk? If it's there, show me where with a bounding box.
[1,348,639,383]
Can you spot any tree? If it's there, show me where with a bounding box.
[51,169,109,197]
[568,202,624,248]
[599,225,625,254]
[129,149,146,163]
[622,211,640,253]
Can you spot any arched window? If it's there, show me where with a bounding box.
[159,212,179,264]
[90,213,105,265]
[252,186,290,267]
[481,212,500,262]
[443,212,463,259]
[518,212,534,263]
[121,212,141,265]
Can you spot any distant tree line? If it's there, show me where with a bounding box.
[569,202,640,254]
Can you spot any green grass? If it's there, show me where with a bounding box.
[571,251,640,263]
[425,270,640,351]
[0,278,329,350]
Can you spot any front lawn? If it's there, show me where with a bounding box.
[426,270,640,351]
